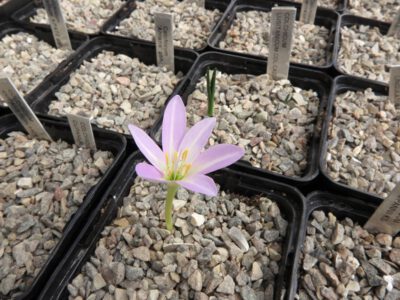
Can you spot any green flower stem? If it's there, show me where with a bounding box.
[165,183,179,231]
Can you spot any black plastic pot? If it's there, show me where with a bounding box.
[0,114,127,300]
[319,75,388,203]
[333,14,391,80]
[37,151,306,300]
[291,190,382,299]
[165,51,332,189]
[0,22,87,116]
[12,0,129,36]
[30,35,198,147]
[208,0,339,71]
[102,0,231,53]
[0,0,31,19]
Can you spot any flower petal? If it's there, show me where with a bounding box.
[136,162,167,183]
[178,117,216,163]
[191,144,244,175]
[162,95,187,156]
[129,124,165,171]
[178,174,218,196]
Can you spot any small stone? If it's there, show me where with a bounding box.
[92,273,107,291]
[250,262,263,281]
[216,275,235,295]
[190,213,205,227]
[17,177,32,189]
[114,288,128,300]
[188,270,203,292]
[228,227,249,252]
[126,266,144,281]
[376,233,392,247]
[240,286,257,300]
[331,223,344,244]
[132,246,150,261]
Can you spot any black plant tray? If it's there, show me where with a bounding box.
[319,75,389,203]
[333,14,392,80]
[290,190,382,299]
[0,0,31,19]
[0,21,87,116]
[12,0,129,36]
[30,35,198,147]
[168,51,332,188]
[37,151,306,300]
[102,0,231,53]
[0,114,127,300]
[208,0,339,71]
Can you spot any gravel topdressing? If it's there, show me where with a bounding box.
[347,0,399,23]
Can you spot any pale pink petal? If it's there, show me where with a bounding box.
[191,144,244,175]
[136,162,167,183]
[178,174,218,196]
[178,117,216,163]
[162,95,187,156]
[129,124,165,171]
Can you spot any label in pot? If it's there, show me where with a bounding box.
[299,0,317,24]
[154,12,175,72]
[0,76,52,141]
[389,65,400,105]
[388,10,400,37]
[267,7,296,80]
[67,113,97,150]
[42,0,72,50]
[365,184,400,235]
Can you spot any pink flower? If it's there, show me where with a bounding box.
[129,95,244,230]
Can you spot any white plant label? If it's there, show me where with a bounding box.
[0,77,52,141]
[365,184,400,235]
[388,10,400,37]
[299,0,318,24]
[389,66,400,105]
[67,113,97,150]
[154,12,175,72]
[186,0,205,7]
[42,0,72,50]
[267,7,296,80]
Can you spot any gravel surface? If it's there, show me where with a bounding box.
[338,25,400,83]
[219,10,331,66]
[185,72,320,177]
[48,50,182,135]
[111,0,222,50]
[295,0,340,9]
[0,32,71,106]
[0,132,113,297]
[347,0,399,23]
[68,178,288,299]
[30,0,125,34]
[325,88,400,198]
[298,210,400,299]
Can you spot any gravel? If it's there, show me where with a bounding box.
[68,177,288,299]
[48,50,182,135]
[347,0,399,23]
[219,10,331,66]
[29,0,125,34]
[111,0,222,50]
[295,0,340,9]
[325,88,400,198]
[184,72,320,177]
[0,131,113,297]
[0,32,71,106]
[338,25,400,83]
[298,210,400,299]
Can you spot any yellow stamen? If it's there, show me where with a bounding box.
[182,164,191,177]
[165,153,169,165]
[181,149,189,161]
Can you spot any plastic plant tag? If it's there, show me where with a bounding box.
[267,6,296,80]
[186,0,205,7]
[67,113,97,150]
[388,10,400,37]
[0,76,52,141]
[42,0,72,50]
[364,184,400,235]
[154,12,175,72]
[299,0,318,24]
[389,65,400,105]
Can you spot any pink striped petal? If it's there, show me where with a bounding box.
[162,95,187,156]
[129,124,165,171]
[192,144,244,175]
[178,117,216,163]
[136,162,167,183]
[178,174,218,196]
